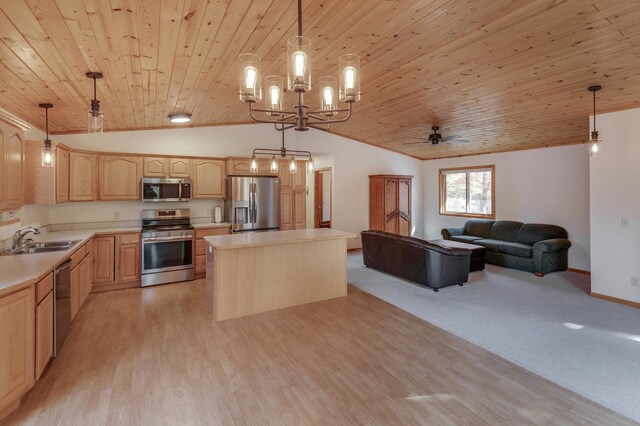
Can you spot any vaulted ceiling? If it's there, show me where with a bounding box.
[0,0,639,159]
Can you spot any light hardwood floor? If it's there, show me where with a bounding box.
[4,281,634,425]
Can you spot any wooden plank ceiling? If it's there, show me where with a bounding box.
[0,0,639,160]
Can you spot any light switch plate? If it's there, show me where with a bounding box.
[621,218,629,228]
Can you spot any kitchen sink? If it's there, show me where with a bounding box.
[0,240,81,256]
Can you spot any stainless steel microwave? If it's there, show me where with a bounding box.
[142,178,191,202]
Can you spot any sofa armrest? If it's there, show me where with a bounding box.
[533,238,571,253]
[442,227,464,239]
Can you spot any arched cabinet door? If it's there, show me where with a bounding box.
[192,159,225,199]
[3,124,24,210]
[169,158,191,177]
[98,156,143,200]
[69,152,97,201]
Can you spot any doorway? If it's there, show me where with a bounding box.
[314,168,332,228]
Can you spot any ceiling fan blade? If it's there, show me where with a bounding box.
[449,139,470,143]
[441,135,462,141]
[403,141,427,145]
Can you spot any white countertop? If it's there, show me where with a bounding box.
[0,227,140,296]
[192,222,231,229]
[204,228,356,250]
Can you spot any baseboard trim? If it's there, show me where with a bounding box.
[91,280,140,293]
[567,268,591,276]
[590,292,640,308]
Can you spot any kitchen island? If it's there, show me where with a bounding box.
[204,228,356,321]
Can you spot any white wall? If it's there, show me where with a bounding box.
[423,144,591,271]
[590,107,640,303]
[54,124,424,248]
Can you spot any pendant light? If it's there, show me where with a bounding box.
[588,85,602,156]
[38,103,54,168]
[270,155,278,173]
[86,71,104,134]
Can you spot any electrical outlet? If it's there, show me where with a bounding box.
[631,276,639,288]
[621,218,629,228]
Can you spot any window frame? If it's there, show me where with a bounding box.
[438,165,495,219]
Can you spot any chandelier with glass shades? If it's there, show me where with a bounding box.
[238,0,361,133]
[249,131,313,174]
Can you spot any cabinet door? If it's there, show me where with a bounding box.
[293,187,306,229]
[93,236,115,284]
[143,157,168,177]
[279,160,293,189]
[84,250,93,300]
[280,188,293,230]
[0,286,35,411]
[384,178,399,234]
[169,158,191,177]
[398,178,411,237]
[293,161,306,189]
[69,152,97,201]
[116,233,140,282]
[99,156,143,200]
[226,158,251,175]
[70,265,80,321]
[4,124,24,210]
[55,146,70,203]
[193,159,225,199]
[35,291,54,380]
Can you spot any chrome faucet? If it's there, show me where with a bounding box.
[12,226,40,251]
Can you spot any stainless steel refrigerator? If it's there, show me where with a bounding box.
[225,176,281,232]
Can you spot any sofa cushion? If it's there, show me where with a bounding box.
[464,219,495,239]
[450,235,483,244]
[474,239,503,252]
[499,241,533,258]
[490,221,523,242]
[517,223,568,245]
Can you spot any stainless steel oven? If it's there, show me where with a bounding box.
[141,209,195,287]
[142,177,191,202]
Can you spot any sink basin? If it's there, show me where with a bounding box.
[0,240,81,256]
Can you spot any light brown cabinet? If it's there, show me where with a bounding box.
[99,156,143,200]
[280,161,307,230]
[1,122,24,211]
[93,233,140,291]
[226,157,275,176]
[116,233,140,282]
[369,175,412,236]
[143,157,191,178]
[35,290,53,381]
[0,286,35,412]
[192,159,225,199]
[195,227,231,276]
[56,146,70,203]
[93,236,115,285]
[69,152,97,201]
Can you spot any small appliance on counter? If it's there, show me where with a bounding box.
[226,176,280,233]
[141,209,194,287]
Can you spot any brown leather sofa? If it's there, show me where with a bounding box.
[361,230,471,292]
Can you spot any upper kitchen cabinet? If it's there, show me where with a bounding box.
[69,152,97,201]
[56,146,70,203]
[143,157,191,178]
[169,158,191,177]
[1,122,25,211]
[192,159,225,199]
[226,157,275,176]
[143,157,168,177]
[99,155,143,200]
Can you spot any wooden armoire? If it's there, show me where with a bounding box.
[369,175,413,236]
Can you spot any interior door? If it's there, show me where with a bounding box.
[384,178,399,234]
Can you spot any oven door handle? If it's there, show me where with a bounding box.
[143,236,194,243]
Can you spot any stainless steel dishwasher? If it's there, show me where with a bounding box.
[54,259,72,357]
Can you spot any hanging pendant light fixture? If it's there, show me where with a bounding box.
[238,0,361,132]
[38,103,54,168]
[248,130,313,175]
[86,71,104,134]
[588,85,602,156]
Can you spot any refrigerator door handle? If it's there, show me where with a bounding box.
[250,182,257,224]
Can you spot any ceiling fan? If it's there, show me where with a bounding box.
[405,126,469,145]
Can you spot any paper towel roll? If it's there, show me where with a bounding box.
[214,206,222,223]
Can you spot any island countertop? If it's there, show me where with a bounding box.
[204,228,356,250]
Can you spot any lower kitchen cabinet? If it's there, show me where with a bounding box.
[70,241,93,321]
[93,233,140,291]
[35,290,53,380]
[195,227,231,277]
[0,286,35,412]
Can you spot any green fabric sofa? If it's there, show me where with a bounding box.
[441,219,571,276]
